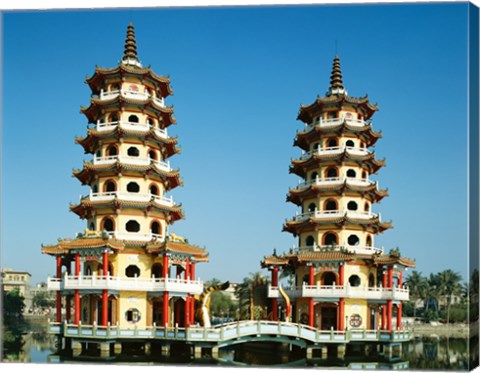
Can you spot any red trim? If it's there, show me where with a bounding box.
[339,298,345,330]
[308,298,314,327]
[74,290,80,325]
[397,303,403,330]
[163,292,169,327]
[388,266,393,288]
[387,300,393,331]
[102,289,108,326]
[339,264,344,286]
[163,255,169,278]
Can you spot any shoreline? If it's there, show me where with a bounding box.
[408,323,471,338]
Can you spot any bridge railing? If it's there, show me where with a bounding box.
[47,320,410,344]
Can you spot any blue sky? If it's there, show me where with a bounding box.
[1,3,472,285]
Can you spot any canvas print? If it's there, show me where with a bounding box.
[1,2,479,371]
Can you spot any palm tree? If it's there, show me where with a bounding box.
[435,269,463,326]
[234,272,267,320]
[406,270,427,323]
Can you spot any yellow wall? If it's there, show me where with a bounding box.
[118,291,148,329]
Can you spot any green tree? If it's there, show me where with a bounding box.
[3,288,25,327]
[32,291,55,310]
[406,270,427,322]
[434,269,463,326]
[235,272,267,320]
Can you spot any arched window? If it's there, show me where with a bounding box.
[326,167,338,178]
[150,184,159,196]
[313,143,320,151]
[89,222,95,231]
[108,145,118,156]
[347,201,358,211]
[323,272,336,286]
[348,234,360,246]
[125,265,140,278]
[104,180,116,193]
[128,114,139,123]
[127,182,140,193]
[95,149,102,158]
[111,84,120,91]
[346,140,355,147]
[327,138,338,147]
[346,169,356,178]
[148,150,157,160]
[323,232,337,246]
[110,113,119,122]
[307,203,316,212]
[126,220,140,232]
[324,199,337,211]
[102,217,115,232]
[305,235,315,246]
[151,221,162,235]
[364,202,370,212]
[146,117,154,126]
[369,273,375,287]
[92,184,98,194]
[349,275,361,287]
[127,147,140,157]
[366,235,373,247]
[310,171,318,181]
[362,171,367,179]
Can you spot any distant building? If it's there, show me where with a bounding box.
[1,268,33,312]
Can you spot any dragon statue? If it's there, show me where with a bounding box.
[194,281,230,327]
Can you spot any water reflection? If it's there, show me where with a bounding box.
[1,322,475,370]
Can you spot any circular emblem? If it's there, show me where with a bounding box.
[349,313,362,328]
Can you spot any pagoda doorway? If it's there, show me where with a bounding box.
[314,303,337,330]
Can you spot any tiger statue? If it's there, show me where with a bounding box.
[194,281,230,327]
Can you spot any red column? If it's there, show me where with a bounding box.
[381,305,386,330]
[397,303,403,330]
[163,292,169,327]
[163,254,169,278]
[339,263,344,286]
[56,256,62,323]
[387,266,393,288]
[74,254,81,325]
[101,251,109,326]
[339,298,345,330]
[271,267,279,321]
[184,259,191,327]
[190,262,195,325]
[308,265,315,327]
[387,300,393,331]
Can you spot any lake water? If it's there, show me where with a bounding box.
[1,322,476,370]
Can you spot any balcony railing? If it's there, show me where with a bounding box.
[93,155,171,172]
[94,120,168,139]
[300,117,370,133]
[98,89,165,107]
[47,274,203,294]
[298,145,371,161]
[294,176,376,190]
[292,244,384,255]
[86,191,175,207]
[289,209,379,222]
[105,231,164,241]
[268,284,409,301]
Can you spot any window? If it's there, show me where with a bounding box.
[108,146,118,156]
[313,143,320,151]
[92,184,98,194]
[348,235,360,246]
[127,182,140,193]
[148,150,157,160]
[151,221,161,235]
[128,114,139,123]
[310,171,318,181]
[369,273,375,287]
[150,184,159,196]
[110,113,119,122]
[326,167,338,178]
[347,201,358,211]
[105,180,116,192]
[126,220,140,232]
[362,171,367,179]
[125,265,140,278]
[102,218,114,232]
[349,275,361,287]
[152,263,162,278]
[346,169,356,178]
[146,117,154,126]
[364,202,370,212]
[346,140,355,147]
[125,308,141,323]
[325,199,337,211]
[327,138,338,147]
[324,233,337,246]
[366,235,372,247]
[89,222,95,231]
[305,235,315,246]
[127,147,140,157]
[96,149,101,158]
[323,272,336,286]
[307,203,316,212]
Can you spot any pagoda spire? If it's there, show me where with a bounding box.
[121,22,142,68]
[326,55,347,96]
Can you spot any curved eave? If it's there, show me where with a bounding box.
[86,65,173,98]
[294,124,382,151]
[289,153,386,178]
[297,94,379,123]
[374,255,416,268]
[80,97,175,127]
[282,216,392,235]
[72,162,182,189]
[70,197,184,222]
[145,241,209,262]
[287,184,388,205]
[261,256,290,268]
[41,237,125,256]
[76,129,179,157]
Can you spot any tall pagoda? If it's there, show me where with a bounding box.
[261,56,415,333]
[42,23,208,339]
